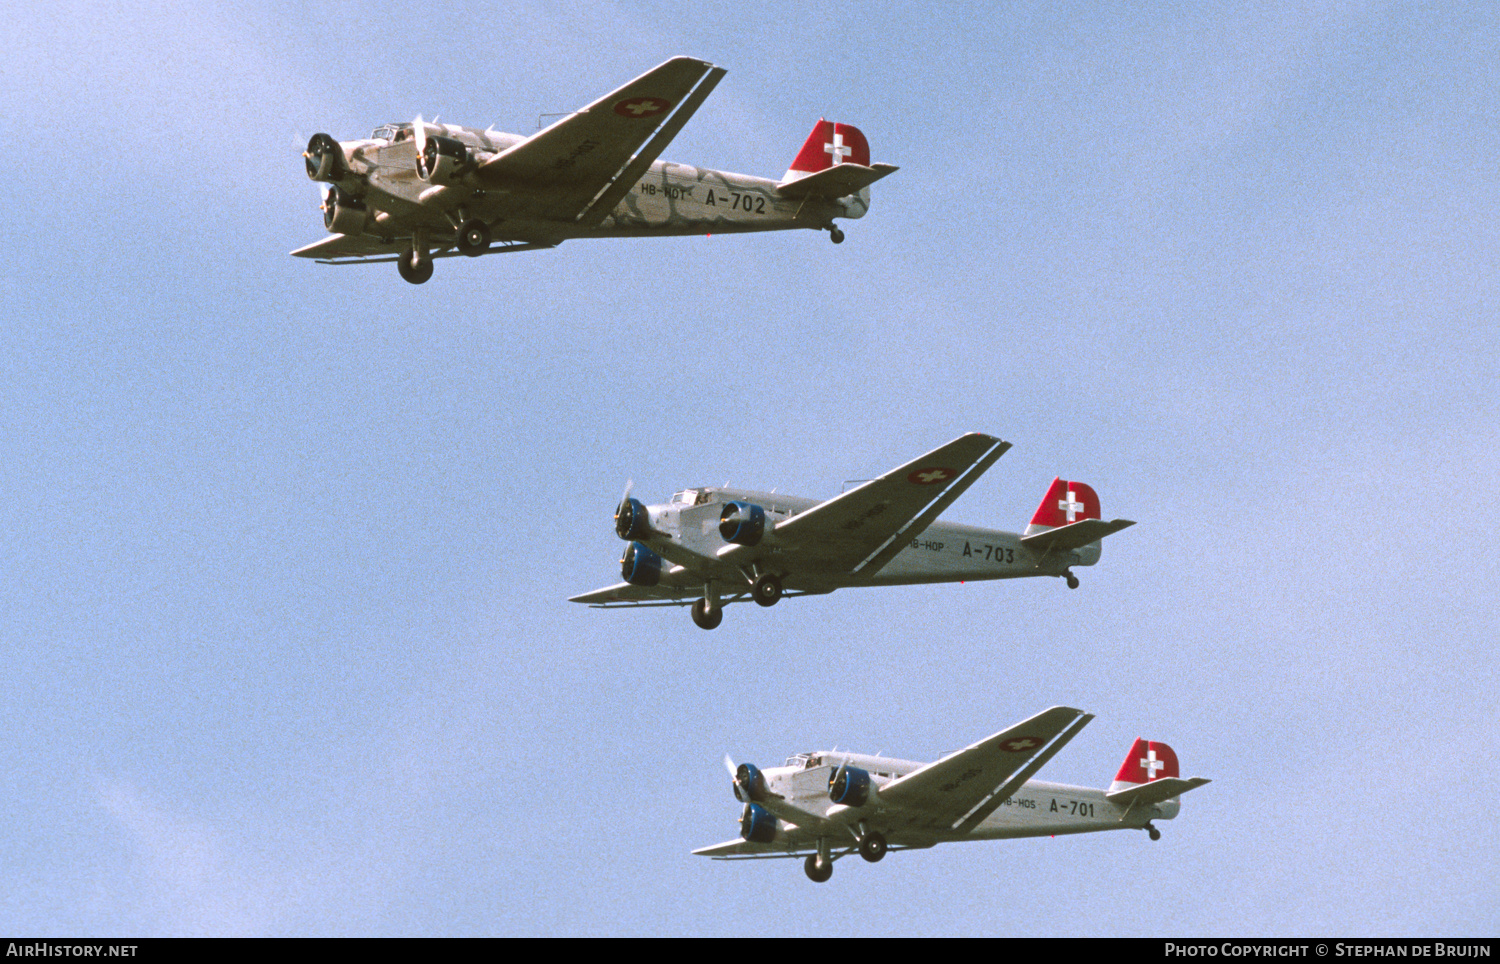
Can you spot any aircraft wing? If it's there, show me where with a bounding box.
[716,433,1011,575]
[474,56,724,223]
[290,234,555,264]
[875,706,1094,832]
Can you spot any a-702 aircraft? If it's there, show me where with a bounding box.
[570,433,1134,629]
[294,56,897,283]
[699,706,1211,882]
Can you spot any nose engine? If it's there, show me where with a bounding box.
[304,133,346,182]
[732,763,769,803]
[615,497,651,541]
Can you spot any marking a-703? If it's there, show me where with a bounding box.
[963,541,1014,563]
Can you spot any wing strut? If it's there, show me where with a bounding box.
[951,711,1095,833]
[852,439,1013,576]
[576,65,727,227]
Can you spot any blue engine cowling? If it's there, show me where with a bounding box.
[740,802,778,843]
[733,763,769,803]
[828,766,873,807]
[719,501,766,546]
[620,541,662,586]
[615,497,651,540]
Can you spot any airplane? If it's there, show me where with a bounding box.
[294,56,898,284]
[697,706,1211,882]
[569,433,1134,629]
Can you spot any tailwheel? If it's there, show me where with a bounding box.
[1146,823,1161,842]
[456,219,491,257]
[397,249,434,285]
[691,598,723,630]
[858,831,887,863]
[828,227,845,244]
[752,573,783,608]
[1065,573,1080,589]
[803,853,833,883]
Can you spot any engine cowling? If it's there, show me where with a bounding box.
[417,134,472,184]
[305,133,346,182]
[620,541,662,587]
[732,763,769,803]
[615,497,650,541]
[828,766,876,808]
[322,185,368,235]
[740,802,778,843]
[719,501,767,546]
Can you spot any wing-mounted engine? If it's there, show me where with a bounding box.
[615,497,651,541]
[732,763,770,803]
[719,501,768,546]
[417,134,477,186]
[828,766,881,808]
[620,541,662,586]
[321,185,368,235]
[739,802,779,843]
[304,133,348,182]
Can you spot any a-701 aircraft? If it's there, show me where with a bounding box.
[699,706,1210,882]
[294,56,896,283]
[570,433,1134,629]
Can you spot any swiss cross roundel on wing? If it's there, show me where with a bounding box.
[1001,736,1043,753]
[614,96,672,119]
[906,467,956,485]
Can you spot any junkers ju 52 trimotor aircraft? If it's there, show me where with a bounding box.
[295,56,897,283]
[700,706,1210,882]
[570,433,1134,629]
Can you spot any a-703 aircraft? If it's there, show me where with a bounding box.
[699,706,1210,882]
[570,433,1134,629]
[294,56,897,283]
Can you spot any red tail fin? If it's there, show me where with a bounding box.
[786,120,871,177]
[1109,738,1180,792]
[1027,478,1101,532]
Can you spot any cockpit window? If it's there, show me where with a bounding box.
[670,490,698,505]
[785,753,817,769]
[371,125,398,142]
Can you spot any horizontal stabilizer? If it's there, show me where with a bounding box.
[776,162,898,199]
[1020,517,1134,554]
[1105,776,1211,808]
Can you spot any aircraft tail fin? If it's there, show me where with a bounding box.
[1104,738,1210,806]
[777,121,897,198]
[1020,478,1134,553]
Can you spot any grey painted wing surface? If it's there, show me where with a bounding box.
[733,432,1008,573]
[475,56,719,221]
[877,706,1090,826]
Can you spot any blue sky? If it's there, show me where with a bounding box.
[3,0,1496,936]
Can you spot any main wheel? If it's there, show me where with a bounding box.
[804,854,833,883]
[397,250,434,285]
[752,573,783,608]
[858,832,887,863]
[691,598,723,630]
[829,227,845,244]
[457,219,491,257]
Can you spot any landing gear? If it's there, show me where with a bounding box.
[752,573,783,608]
[858,831,888,863]
[397,248,433,285]
[1065,572,1080,589]
[804,853,833,883]
[828,227,845,244]
[456,219,491,257]
[691,598,723,630]
[1146,822,1161,842]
